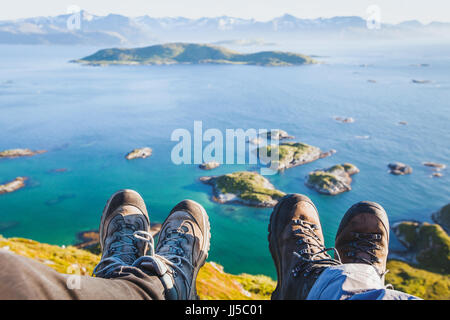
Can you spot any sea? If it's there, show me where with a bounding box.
[0,41,449,278]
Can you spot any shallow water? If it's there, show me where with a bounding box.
[0,43,449,278]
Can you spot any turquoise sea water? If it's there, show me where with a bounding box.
[0,43,449,279]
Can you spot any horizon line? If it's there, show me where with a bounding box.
[2,11,450,25]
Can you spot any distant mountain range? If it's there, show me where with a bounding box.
[72,43,316,66]
[1,11,450,46]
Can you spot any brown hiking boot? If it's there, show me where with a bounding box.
[269,194,341,300]
[134,200,211,299]
[93,189,151,277]
[335,201,389,279]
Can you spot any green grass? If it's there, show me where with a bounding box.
[0,235,100,275]
[215,171,285,202]
[415,223,450,273]
[262,142,315,164]
[75,43,317,67]
[386,260,450,300]
[395,221,420,246]
[342,163,357,172]
[1,235,448,300]
[0,235,274,300]
[395,222,450,274]
[307,171,340,190]
[435,204,450,229]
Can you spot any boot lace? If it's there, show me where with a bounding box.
[105,223,140,263]
[135,228,194,288]
[291,219,341,278]
[344,232,390,278]
[344,232,381,265]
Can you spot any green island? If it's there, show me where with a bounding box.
[387,206,450,299]
[391,221,450,274]
[72,43,317,67]
[0,235,275,300]
[200,171,285,207]
[257,142,333,171]
[305,163,359,195]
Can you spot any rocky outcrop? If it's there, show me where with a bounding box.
[305,163,359,195]
[259,129,293,141]
[200,171,285,207]
[334,116,355,123]
[0,148,46,158]
[391,221,450,274]
[423,162,446,169]
[199,161,220,170]
[388,162,412,175]
[257,142,335,171]
[0,235,275,300]
[432,204,450,233]
[0,177,27,195]
[125,147,152,160]
[422,162,446,178]
[412,79,431,84]
[74,223,162,254]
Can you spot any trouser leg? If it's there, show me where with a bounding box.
[0,250,165,300]
[306,263,421,300]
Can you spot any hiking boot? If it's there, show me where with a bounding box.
[335,201,389,279]
[93,189,150,277]
[268,194,341,300]
[133,199,211,299]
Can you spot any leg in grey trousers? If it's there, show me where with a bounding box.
[0,249,165,300]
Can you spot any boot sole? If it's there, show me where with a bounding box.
[268,194,318,300]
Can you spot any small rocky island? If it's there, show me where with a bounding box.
[412,79,432,84]
[199,161,220,170]
[200,171,285,207]
[0,148,46,158]
[305,163,359,195]
[334,116,355,123]
[248,130,293,145]
[73,43,317,67]
[423,162,446,178]
[125,147,152,160]
[0,177,27,195]
[423,162,446,171]
[259,129,293,141]
[388,162,412,175]
[257,142,335,171]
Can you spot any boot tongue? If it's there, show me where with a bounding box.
[110,223,138,264]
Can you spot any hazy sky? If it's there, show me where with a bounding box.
[1,0,449,23]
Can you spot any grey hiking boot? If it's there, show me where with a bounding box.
[335,201,390,280]
[133,199,211,299]
[93,189,151,277]
[269,194,341,300]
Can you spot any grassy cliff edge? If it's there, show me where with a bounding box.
[0,235,275,300]
[1,235,448,299]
